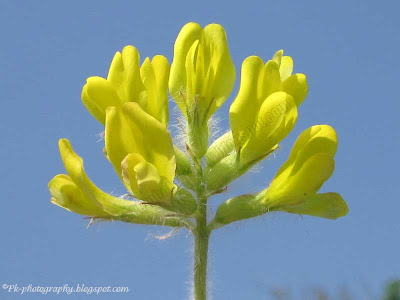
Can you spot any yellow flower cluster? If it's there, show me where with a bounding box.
[49,22,347,227]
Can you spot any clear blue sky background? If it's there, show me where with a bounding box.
[1,0,399,299]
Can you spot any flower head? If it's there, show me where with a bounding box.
[49,22,346,233]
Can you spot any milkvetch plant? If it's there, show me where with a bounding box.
[49,22,348,300]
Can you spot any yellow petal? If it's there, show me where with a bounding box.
[105,106,138,183]
[269,125,338,192]
[230,56,264,151]
[134,161,161,194]
[288,125,337,156]
[201,24,236,119]
[263,125,339,209]
[140,55,170,125]
[272,49,283,66]
[169,22,203,116]
[105,103,175,184]
[49,174,106,217]
[185,39,203,109]
[121,153,146,196]
[107,45,145,104]
[279,56,294,81]
[121,153,175,204]
[290,125,337,174]
[81,77,121,124]
[258,60,281,101]
[239,92,298,165]
[267,153,335,204]
[58,139,142,216]
[122,102,175,181]
[281,193,348,219]
[281,73,308,106]
[230,57,282,155]
[273,50,294,80]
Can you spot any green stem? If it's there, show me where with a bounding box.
[193,166,210,300]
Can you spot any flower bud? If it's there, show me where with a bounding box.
[214,194,265,225]
[205,131,235,168]
[174,146,197,190]
[174,146,193,176]
[205,152,238,191]
[170,188,197,215]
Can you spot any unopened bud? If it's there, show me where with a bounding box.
[170,187,197,215]
[205,131,235,168]
[214,194,266,225]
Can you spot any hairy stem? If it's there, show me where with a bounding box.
[193,165,210,300]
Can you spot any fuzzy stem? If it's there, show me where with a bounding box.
[193,166,210,300]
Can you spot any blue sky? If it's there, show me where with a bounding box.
[0,0,399,299]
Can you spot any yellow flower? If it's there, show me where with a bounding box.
[49,22,346,234]
[169,22,236,157]
[230,51,308,165]
[169,22,235,122]
[81,46,170,125]
[264,125,339,206]
[104,102,196,214]
[214,125,348,225]
[48,139,186,226]
[205,90,297,191]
